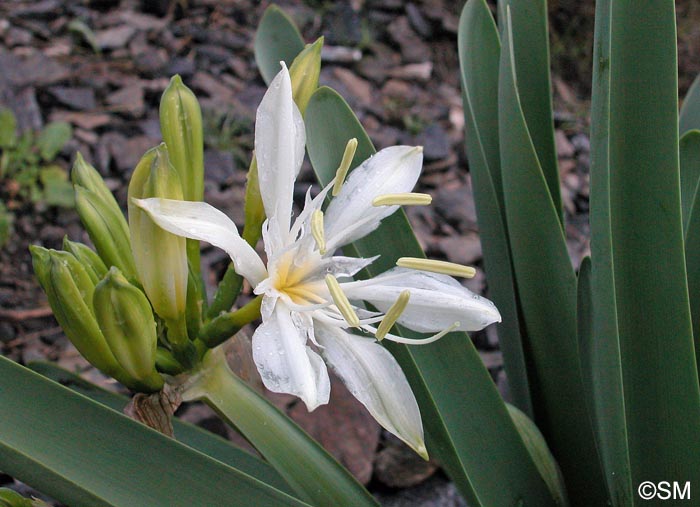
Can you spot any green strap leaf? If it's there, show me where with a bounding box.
[497,0,561,221]
[305,86,557,507]
[683,131,700,373]
[606,0,700,499]
[0,356,308,507]
[27,361,295,498]
[254,5,305,86]
[458,0,533,418]
[499,10,606,506]
[507,404,568,507]
[680,130,700,234]
[680,73,700,136]
[587,0,631,502]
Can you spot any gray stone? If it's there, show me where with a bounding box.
[166,57,195,78]
[406,3,433,38]
[438,234,482,265]
[96,25,136,50]
[375,475,468,507]
[571,133,590,153]
[416,123,450,161]
[4,26,33,46]
[197,44,231,65]
[387,16,431,63]
[433,184,478,232]
[0,49,71,88]
[204,149,236,185]
[374,435,437,488]
[323,3,363,46]
[48,86,96,111]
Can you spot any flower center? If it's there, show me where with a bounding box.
[271,251,324,306]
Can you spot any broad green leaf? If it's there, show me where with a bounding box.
[497,0,561,221]
[458,0,533,417]
[182,349,379,507]
[606,0,700,499]
[499,11,606,506]
[680,130,700,234]
[587,0,631,502]
[306,86,557,507]
[39,165,75,207]
[36,122,72,162]
[0,356,309,507]
[0,108,17,148]
[27,361,295,497]
[680,73,700,136]
[254,5,305,86]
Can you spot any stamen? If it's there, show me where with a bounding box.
[311,210,326,254]
[365,321,461,345]
[375,290,411,340]
[332,138,358,196]
[372,193,432,207]
[396,257,476,278]
[324,274,360,327]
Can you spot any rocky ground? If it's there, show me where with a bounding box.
[0,0,697,505]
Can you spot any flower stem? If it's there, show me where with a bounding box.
[199,295,263,348]
[180,348,378,507]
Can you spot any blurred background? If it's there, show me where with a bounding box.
[0,1,698,505]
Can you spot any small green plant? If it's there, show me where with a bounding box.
[0,108,74,209]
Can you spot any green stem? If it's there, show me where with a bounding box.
[166,316,198,369]
[200,295,263,348]
[206,265,244,319]
[181,348,378,507]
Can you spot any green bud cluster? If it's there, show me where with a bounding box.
[31,245,163,393]
[30,77,209,388]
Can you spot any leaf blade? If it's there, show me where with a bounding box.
[0,356,309,507]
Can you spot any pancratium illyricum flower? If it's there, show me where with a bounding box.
[135,64,501,459]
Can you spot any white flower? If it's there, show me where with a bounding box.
[135,64,501,459]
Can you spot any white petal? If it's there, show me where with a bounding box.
[252,300,330,411]
[315,321,427,459]
[324,255,378,278]
[134,198,267,286]
[324,146,423,250]
[255,64,306,246]
[342,267,501,332]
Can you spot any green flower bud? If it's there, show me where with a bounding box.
[159,75,204,203]
[289,37,323,115]
[30,246,123,378]
[74,185,137,279]
[0,487,50,507]
[128,144,188,322]
[71,152,122,214]
[93,267,163,392]
[62,236,108,285]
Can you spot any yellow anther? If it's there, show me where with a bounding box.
[311,210,326,254]
[332,138,358,196]
[396,257,476,278]
[372,193,432,207]
[375,290,411,340]
[324,274,360,327]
